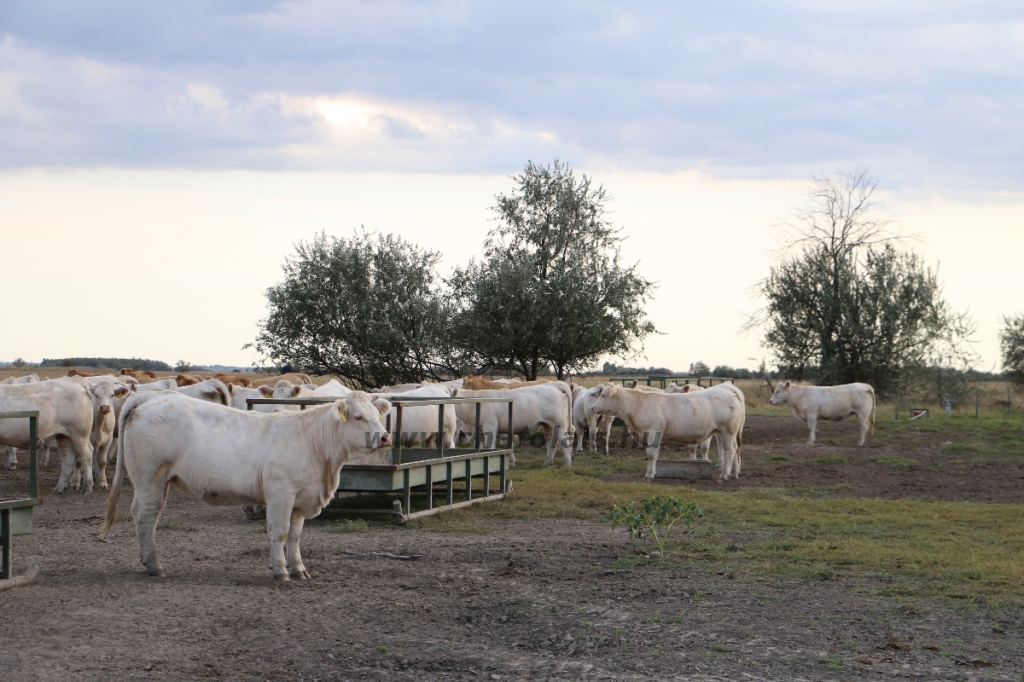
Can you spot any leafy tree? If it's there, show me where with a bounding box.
[250,231,462,388]
[688,361,710,376]
[1001,313,1024,383]
[749,171,974,398]
[174,360,192,373]
[450,160,656,380]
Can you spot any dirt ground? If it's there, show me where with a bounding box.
[2,415,1022,682]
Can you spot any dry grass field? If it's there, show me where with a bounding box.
[2,369,1022,680]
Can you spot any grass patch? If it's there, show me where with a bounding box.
[807,456,848,465]
[157,517,200,532]
[872,455,920,469]
[458,447,1024,600]
[765,454,792,462]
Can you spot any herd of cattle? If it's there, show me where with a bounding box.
[0,369,876,581]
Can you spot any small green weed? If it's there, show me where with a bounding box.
[766,454,792,462]
[606,495,703,556]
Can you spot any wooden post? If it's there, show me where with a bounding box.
[976,391,981,418]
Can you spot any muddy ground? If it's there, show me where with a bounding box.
[2,415,1022,681]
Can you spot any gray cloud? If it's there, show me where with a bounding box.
[2,1,1022,189]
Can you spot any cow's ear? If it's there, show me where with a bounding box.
[258,385,273,397]
[784,381,791,389]
[290,386,302,397]
[114,386,130,399]
[227,383,236,395]
[450,388,459,398]
[337,402,348,421]
[371,398,391,416]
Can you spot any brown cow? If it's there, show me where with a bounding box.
[120,368,159,380]
[214,373,252,387]
[67,369,97,377]
[175,374,203,387]
[249,373,313,388]
[461,375,555,390]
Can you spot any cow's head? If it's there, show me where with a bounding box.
[589,384,617,416]
[90,381,131,418]
[768,381,792,406]
[332,392,392,458]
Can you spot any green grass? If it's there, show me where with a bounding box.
[157,517,200,532]
[871,455,920,469]
[807,456,848,465]
[765,454,792,462]
[423,447,1024,601]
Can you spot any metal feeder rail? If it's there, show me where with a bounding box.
[247,395,514,524]
[0,410,40,580]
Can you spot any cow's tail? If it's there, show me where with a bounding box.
[869,385,876,435]
[102,394,139,537]
[560,383,575,434]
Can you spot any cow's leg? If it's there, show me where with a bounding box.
[716,433,732,481]
[5,446,16,470]
[643,437,661,481]
[603,417,613,455]
[76,437,95,494]
[559,425,574,467]
[41,439,53,468]
[587,415,599,452]
[286,514,309,580]
[701,436,712,461]
[856,412,869,446]
[132,479,171,577]
[541,425,556,466]
[806,414,818,445]
[93,438,113,490]
[53,437,77,494]
[265,497,295,581]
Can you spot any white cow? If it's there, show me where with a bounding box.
[3,374,41,470]
[452,383,574,466]
[665,382,704,394]
[176,378,232,406]
[377,384,456,448]
[573,385,615,454]
[101,391,392,581]
[134,378,177,392]
[768,381,876,446]
[68,380,132,492]
[228,384,277,412]
[590,383,745,481]
[0,377,96,493]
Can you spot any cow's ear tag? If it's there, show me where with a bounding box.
[338,404,347,421]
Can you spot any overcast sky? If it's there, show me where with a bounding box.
[1,2,1022,372]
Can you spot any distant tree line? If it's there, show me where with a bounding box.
[40,357,172,371]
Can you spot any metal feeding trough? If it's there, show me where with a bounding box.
[654,458,715,480]
[247,394,514,524]
[1,410,41,581]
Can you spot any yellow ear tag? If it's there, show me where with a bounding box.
[338,406,347,421]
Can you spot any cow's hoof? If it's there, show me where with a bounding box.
[289,569,310,580]
[146,567,166,578]
[5,464,15,471]
[273,572,291,582]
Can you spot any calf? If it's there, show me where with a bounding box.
[768,381,876,446]
[101,391,391,580]
[572,385,615,454]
